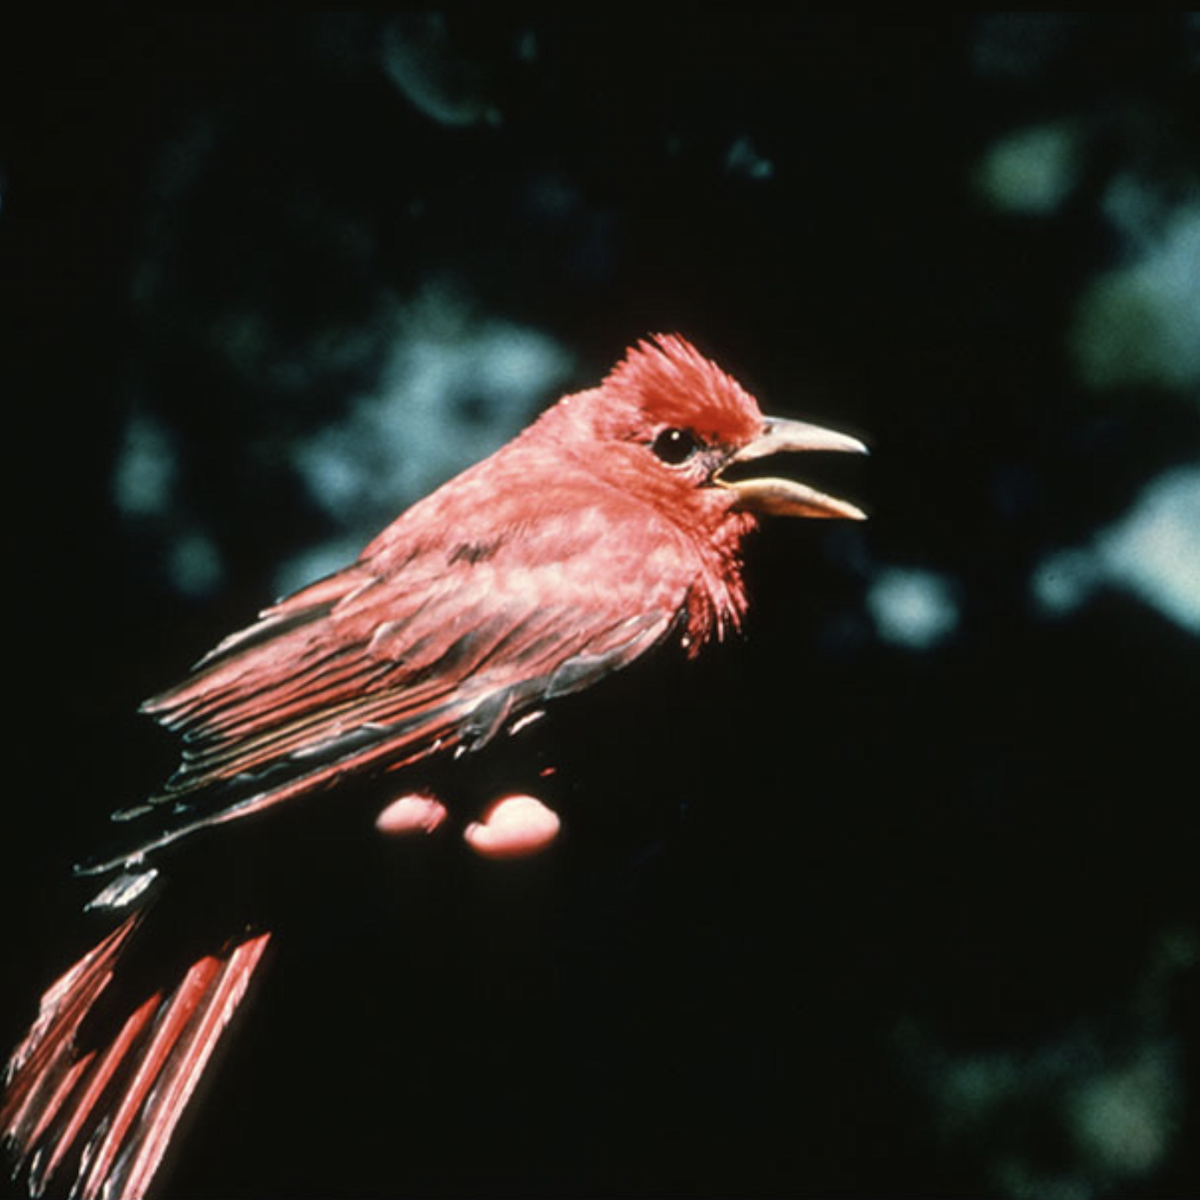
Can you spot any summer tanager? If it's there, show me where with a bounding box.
[2,334,866,1198]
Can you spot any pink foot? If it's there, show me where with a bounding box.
[375,793,449,836]
[462,794,562,860]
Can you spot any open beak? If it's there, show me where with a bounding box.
[715,416,868,520]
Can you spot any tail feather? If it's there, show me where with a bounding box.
[3,915,271,1199]
[95,935,271,1200]
[32,995,160,1198]
[3,916,142,1152]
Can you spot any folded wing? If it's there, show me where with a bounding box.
[85,491,688,873]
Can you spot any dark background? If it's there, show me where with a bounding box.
[2,13,1198,1198]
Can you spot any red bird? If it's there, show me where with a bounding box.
[2,334,866,1198]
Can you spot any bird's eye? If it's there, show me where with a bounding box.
[651,427,700,465]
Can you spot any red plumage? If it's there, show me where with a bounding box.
[3,334,866,1197]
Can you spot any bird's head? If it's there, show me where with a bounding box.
[543,334,867,536]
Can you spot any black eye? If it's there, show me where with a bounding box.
[651,427,700,465]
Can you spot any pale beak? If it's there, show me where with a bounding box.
[715,416,868,520]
